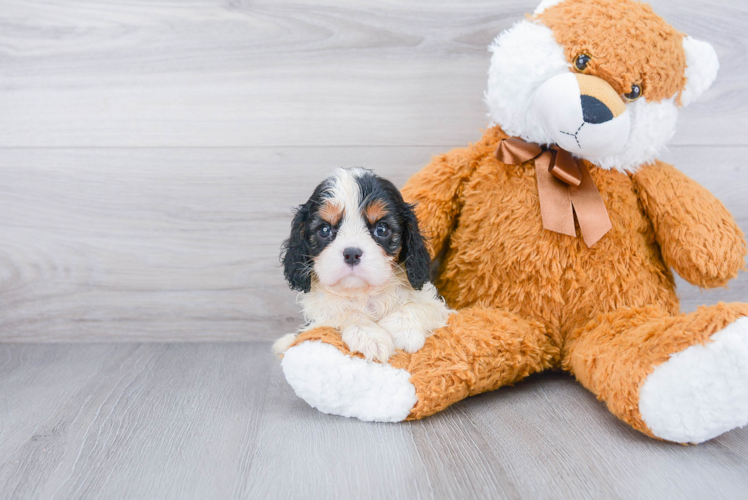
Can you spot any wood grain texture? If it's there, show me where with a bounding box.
[0,0,746,343]
[0,343,272,499]
[0,0,746,148]
[0,146,427,341]
[1,342,747,500]
[1,145,746,341]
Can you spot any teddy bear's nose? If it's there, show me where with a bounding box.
[581,95,614,124]
[575,74,626,125]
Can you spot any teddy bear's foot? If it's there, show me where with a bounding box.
[566,302,748,443]
[639,316,748,443]
[281,340,417,422]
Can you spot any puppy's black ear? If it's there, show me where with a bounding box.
[399,202,431,290]
[281,202,313,293]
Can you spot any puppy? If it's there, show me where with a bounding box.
[273,168,451,362]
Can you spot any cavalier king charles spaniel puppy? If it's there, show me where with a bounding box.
[272,168,451,362]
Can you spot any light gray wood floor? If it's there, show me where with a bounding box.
[1,1,748,498]
[1,342,747,500]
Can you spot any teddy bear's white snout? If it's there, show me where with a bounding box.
[533,72,630,159]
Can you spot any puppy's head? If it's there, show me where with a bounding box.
[282,168,430,294]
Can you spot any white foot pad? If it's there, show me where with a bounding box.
[280,340,417,422]
[640,317,748,443]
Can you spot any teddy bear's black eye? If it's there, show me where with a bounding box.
[623,84,642,102]
[574,54,591,71]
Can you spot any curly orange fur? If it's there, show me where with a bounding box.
[291,125,747,437]
[538,0,687,103]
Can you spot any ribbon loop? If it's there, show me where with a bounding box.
[549,147,582,187]
[495,137,543,165]
[495,137,611,247]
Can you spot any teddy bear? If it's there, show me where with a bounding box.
[279,0,748,444]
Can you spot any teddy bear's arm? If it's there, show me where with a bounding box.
[401,147,474,259]
[632,161,747,288]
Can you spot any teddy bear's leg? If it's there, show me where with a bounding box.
[564,303,748,443]
[281,307,559,422]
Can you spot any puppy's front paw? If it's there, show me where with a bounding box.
[272,333,298,357]
[379,312,429,353]
[342,324,395,362]
[392,329,428,353]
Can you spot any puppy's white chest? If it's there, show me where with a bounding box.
[300,285,405,328]
[337,294,392,322]
[364,298,380,318]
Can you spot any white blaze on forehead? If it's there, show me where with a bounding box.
[327,167,367,235]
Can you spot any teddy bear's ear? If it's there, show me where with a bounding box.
[680,36,720,107]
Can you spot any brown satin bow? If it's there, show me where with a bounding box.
[495,137,612,247]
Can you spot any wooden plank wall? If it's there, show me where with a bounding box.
[1,0,746,341]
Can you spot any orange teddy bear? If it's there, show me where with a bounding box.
[280,0,748,444]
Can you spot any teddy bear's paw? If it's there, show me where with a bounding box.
[639,317,748,443]
[280,340,417,422]
[342,323,395,362]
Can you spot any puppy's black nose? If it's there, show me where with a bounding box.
[343,247,363,266]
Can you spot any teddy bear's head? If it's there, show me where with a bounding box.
[486,0,719,169]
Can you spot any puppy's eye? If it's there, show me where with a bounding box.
[574,54,591,71]
[623,83,642,102]
[374,222,391,238]
[317,224,332,238]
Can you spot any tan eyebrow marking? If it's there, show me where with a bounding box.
[364,199,389,225]
[319,200,343,226]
